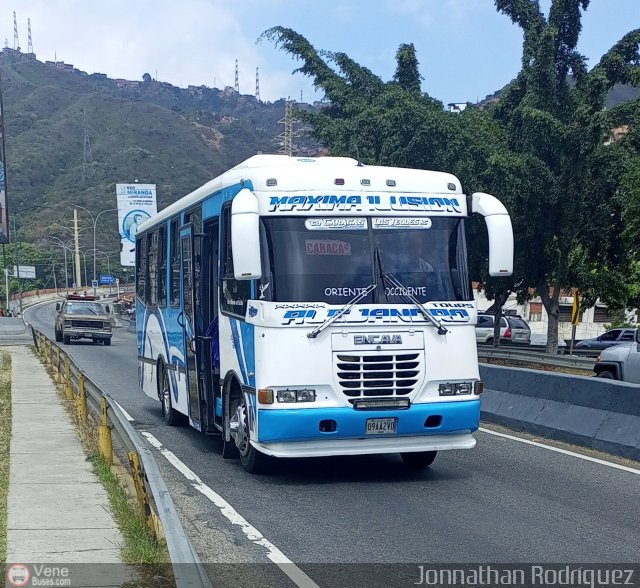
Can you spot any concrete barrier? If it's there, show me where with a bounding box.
[480,364,640,460]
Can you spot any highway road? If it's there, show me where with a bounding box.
[25,301,640,587]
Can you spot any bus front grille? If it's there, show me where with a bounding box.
[335,352,423,403]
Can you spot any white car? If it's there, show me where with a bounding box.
[476,314,531,345]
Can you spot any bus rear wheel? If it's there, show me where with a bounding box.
[401,451,437,469]
[231,393,269,474]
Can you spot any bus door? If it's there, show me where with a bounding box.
[180,224,202,430]
[198,219,221,434]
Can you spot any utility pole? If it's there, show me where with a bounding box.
[82,109,93,185]
[255,67,260,102]
[52,260,57,293]
[277,99,295,156]
[73,209,82,289]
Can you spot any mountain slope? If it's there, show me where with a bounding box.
[0,51,302,253]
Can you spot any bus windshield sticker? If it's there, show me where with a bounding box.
[372,218,432,229]
[305,240,352,256]
[304,218,367,231]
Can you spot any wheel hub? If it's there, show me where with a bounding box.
[231,403,250,456]
[162,380,170,415]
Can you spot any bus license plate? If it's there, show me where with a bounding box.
[366,418,397,435]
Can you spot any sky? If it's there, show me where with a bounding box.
[2,1,638,106]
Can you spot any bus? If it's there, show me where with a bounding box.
[136,154,513,473]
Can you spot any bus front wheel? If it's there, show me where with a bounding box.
[401,451,437,469]
[160,366,182,426]
[231,393,269,474]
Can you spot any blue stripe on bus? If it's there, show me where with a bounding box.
[229,318,248,384]
[258,400,481,443]
[240,320,255,388]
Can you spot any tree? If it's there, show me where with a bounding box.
[490,0,640,352]
[265,13,640,354]
[263,27,518,345]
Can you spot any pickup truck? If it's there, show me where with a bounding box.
[593,329,640,383]
[55,294,112,346]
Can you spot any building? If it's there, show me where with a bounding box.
[474,288,636,343]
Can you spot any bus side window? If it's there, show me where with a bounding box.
[148,229,158,306]
[136,234,147,301]
[220,205,252,317]
[158,224,167,307]
[170,218,180,307]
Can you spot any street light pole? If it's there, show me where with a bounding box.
[73,205,117,295]
[47,237,74,294]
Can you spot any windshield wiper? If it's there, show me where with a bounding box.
[379,265,448,336]
[307,283,377,339]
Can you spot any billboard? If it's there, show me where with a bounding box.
[0,76,9,244]
[116,183,157,266]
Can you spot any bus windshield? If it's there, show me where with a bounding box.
[259,217,472,305]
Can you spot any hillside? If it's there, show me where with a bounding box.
[0,49,320,256]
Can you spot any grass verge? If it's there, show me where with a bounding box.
[0,352,11,563]
[35,345,173,585]
[89,453,168,565]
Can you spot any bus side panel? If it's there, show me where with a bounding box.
[220,314,257,433]
[137,303,190,417]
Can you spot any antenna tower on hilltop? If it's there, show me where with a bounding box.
[255,67,260,102]
[234,59,239,93]
[13,11,20,51]
[27,18,33,54]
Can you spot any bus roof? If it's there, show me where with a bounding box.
[137,154,463,233]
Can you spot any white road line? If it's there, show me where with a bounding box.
[479,427,640,475]
[113,400,134,422]
[139,431,320,588]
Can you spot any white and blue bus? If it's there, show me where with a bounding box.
[136,155,513,472]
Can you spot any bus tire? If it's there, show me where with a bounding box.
[401,451,437,469]
[160,365,182,426]
[63,334,71,345]
[232,392,269,474]
[54,329,62,343]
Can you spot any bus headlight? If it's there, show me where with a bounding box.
[276,389,316,403]
[295,389,316,403]
[438,382,475,396]
[277,390,297,403]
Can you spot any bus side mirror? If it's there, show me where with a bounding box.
[56,302,62,311]
[231,188,262,281]
[471,192,514,277]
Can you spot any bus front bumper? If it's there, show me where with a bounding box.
[254,400,479,458]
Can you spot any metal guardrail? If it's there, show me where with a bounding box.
[30,326,212,588]
[477,345,596,371]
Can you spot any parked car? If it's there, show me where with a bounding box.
[574,328,637,351]
[476,314,531,345]
[593,329,640,382]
